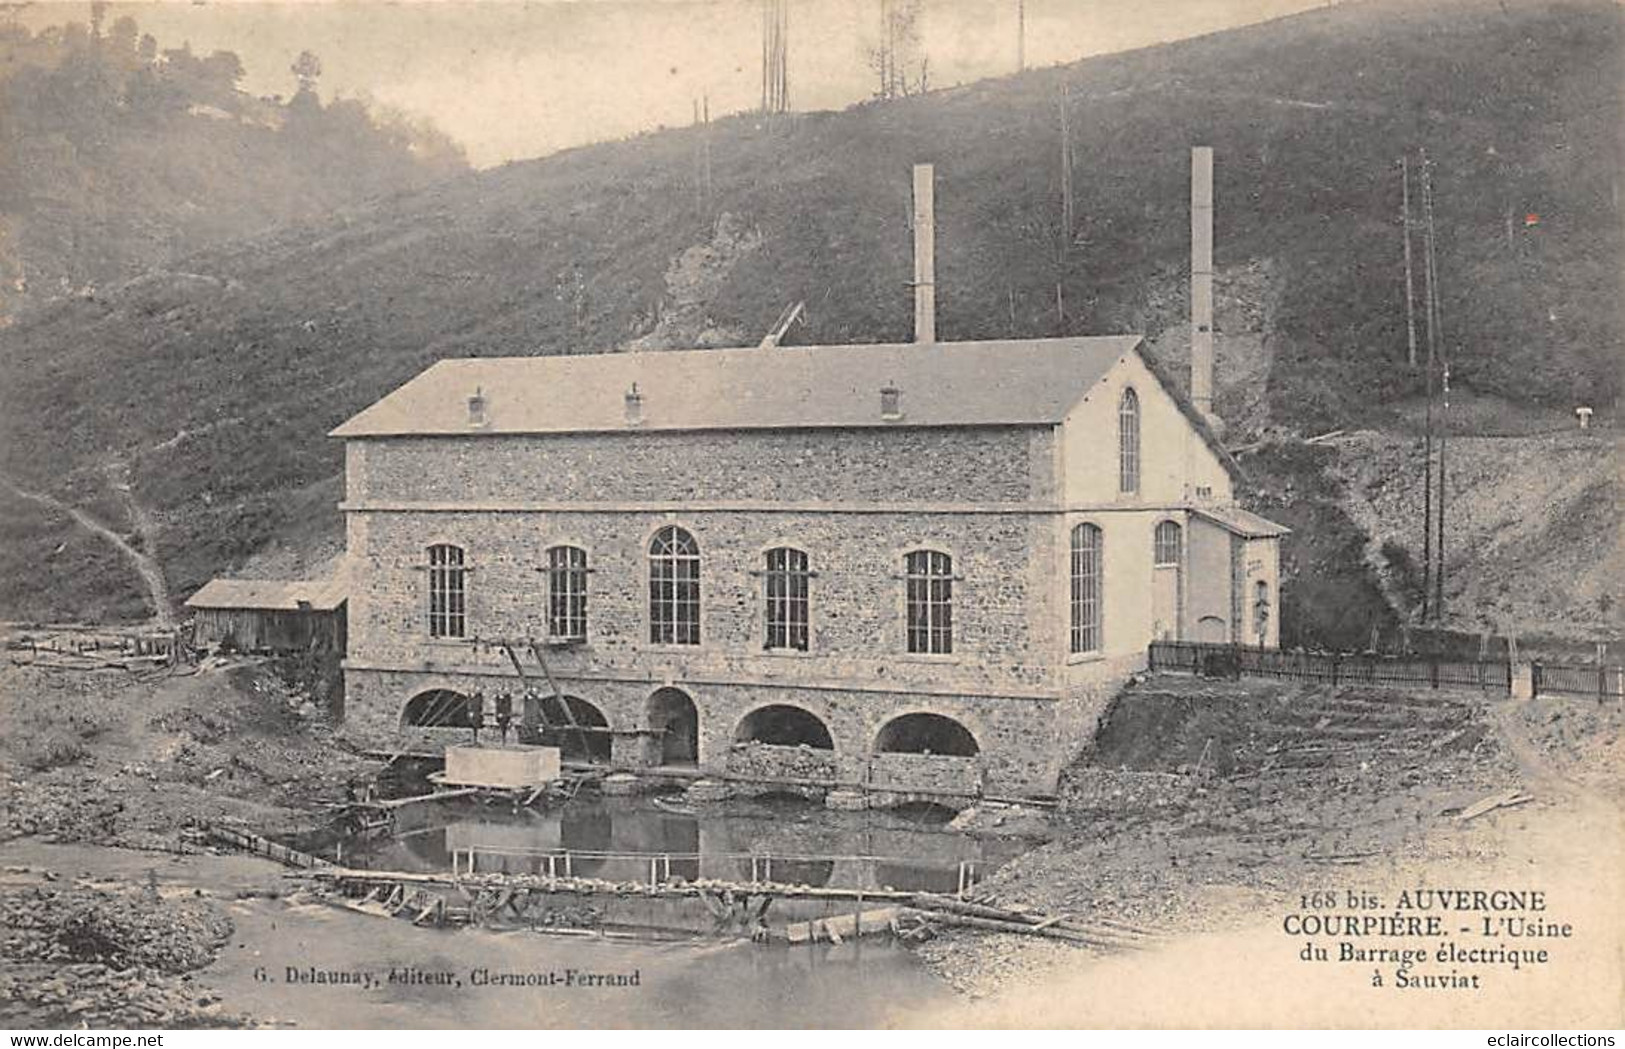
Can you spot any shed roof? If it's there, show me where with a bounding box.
[185,577,347,612]
[1193,505,1293,539]
[330,335,1144,438]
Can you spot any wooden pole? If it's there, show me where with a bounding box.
[1420,150,1436,620]
[1017,0,1025,71]
[1059,83,1074,258]
[1437,360,1449,621]
[1423,155,1446,623]
[1401,156,1417,369]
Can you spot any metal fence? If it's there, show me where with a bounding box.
[1533,661,1625,699]
[1148,641,1621,700]
[1148,641,1511,691]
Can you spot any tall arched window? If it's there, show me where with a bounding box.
[904,550,954,654]
[427,543,467,638]
[649,526,700,645]
[547,545,588,641]
[1118,388,1140,494]
[1070,524,1103,653]
[764,547,810,651]
[1154,521,1182,567]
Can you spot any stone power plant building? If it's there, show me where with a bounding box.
[330,334,1287,802]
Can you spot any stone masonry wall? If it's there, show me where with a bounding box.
[345,508,1062,696]
[349,427,1053,506]
[341,666,1083,797]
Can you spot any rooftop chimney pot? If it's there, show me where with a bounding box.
[467,387,489,428]
[880,383,903,420]
[624,383,644,426]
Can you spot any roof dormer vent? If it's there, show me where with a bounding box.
[467,387,489,428]
[624,383,644,426]
[880,383,903,421]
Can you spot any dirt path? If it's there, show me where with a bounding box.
[1485,698,1625,854]
[0,471,173,626]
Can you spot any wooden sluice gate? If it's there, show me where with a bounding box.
[284,865,1159,950]
[198,818,1154,951]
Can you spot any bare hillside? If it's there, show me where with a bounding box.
[1331,428,1623,641]
[0,0,1618,629]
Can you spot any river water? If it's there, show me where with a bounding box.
[211,794,1033,1027]
[212,793,1030,1026]
[208,894,952,1028]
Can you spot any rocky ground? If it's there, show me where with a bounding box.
[912,673,1623,1003]
[0,653,372,1026]
[0,659,372,848]
[1329,428,1623,643]
[0,869,253,1028]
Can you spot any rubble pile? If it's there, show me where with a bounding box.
[2,884,231,972]
[1060,768,1203,813]
[0,883,250,1028]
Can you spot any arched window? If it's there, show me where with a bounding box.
[1118,388,1140,494]
[649,526,700,645]
[427,543,466,638]
[764,547,810,651]
[1154,521,1182,567]
[1070,524,1103,653]
[547,545,588,640]
[904,550,953,654]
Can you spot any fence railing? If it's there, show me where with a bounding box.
[1148,641,1620,700]
[1533,661,1625,699]
[1148,641,1514,691]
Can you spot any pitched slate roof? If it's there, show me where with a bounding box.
[1193,505,1292,539]
[330,336,1145,437]
[185,577,347,612]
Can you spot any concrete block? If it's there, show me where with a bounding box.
[442,745,560,788]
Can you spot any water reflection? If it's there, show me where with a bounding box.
[357,795,1023,894]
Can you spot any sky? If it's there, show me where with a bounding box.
[24,0,1335,166]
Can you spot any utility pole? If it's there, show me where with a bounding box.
[1436,360,1449,622]
[693,99,704,210]
[1419,149,1437,620]
[1017,0,1025,72]
[1059,82,1074,258]
[703,95,713,202]
[761,0,789,115]
[1401,156,1417,369]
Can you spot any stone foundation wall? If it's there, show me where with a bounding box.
[866,752,983,796]
[342,664,1128,797]
[723,742,838,784]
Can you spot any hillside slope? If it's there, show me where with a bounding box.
[1332,428,1623,640]
[0,0,1618,628]
[0,12,467,323]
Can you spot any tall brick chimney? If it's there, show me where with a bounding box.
[1190,146,1215,422]
[913,163,936,344]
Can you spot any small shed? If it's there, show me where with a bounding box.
[184,578,347,654]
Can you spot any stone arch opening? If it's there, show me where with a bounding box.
[873,860,962,894]
[735,705,834,749]
[537,694,612,763]
[402,689,475,729]
[874,712,978,757]
[735,854,834,888]
[890,800,961,825]
[648,688,699,766]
